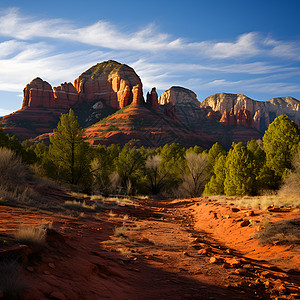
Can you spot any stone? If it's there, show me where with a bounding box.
[209,256,218,264]
[231,207,240,212]
[240,220,250,227]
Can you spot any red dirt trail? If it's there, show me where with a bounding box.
[0,195,299,300]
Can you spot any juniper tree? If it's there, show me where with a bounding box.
[49,109,91,185]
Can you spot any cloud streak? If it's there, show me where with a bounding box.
[0,7,299,114]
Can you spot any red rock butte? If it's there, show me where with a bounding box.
[22,60,145,110]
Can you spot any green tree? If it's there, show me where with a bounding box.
[224,142,255,196]
[115,145,146,194]
[204,154,226,195]
[48,109,91,185]
[91,144,120,193]
[207,142,226,168]
[263,115,300,177]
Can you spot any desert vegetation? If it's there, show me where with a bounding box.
[0,110,299,205]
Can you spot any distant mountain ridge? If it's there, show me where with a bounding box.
[0,60,299,148]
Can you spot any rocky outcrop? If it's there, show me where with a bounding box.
[207,111,221,120]
[220,107,253,127]
[146,87,159,110]
[74,60,144,108]
[201,93,300,132]
[53,82,80,108]
[22,78,80,109]
[159,86,199,106]
[22,78,54,108]
[236,108,253,127]
[22,61,144,110]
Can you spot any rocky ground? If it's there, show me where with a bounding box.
[0,190,299,299]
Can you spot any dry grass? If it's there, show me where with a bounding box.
[0,261,28,299]
[64,200,96,211]
[216,194,300,210]
[252,218,300,245]
[14,224,47,245]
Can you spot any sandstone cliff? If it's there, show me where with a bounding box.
[158,86,200,106]
[201,93,300,131]
[74,60,144,108]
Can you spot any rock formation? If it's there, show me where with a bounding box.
[146,87,159,110]
[74,60,144,108]
[201,93,300,131]
[158,86,199,106]
[22,78,55,108]
[220,107,253,127]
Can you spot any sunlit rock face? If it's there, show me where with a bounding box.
[202,93,300,131]
[74,60,144,108]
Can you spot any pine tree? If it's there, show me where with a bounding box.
[207,142,226,168]
[224,142,255,196]
[263,115,300,177]
[49,109,91,184]
[204,154,226,195]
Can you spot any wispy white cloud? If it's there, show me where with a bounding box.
[0,7,299,110]
[0,8,300,60]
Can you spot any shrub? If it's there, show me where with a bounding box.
[252,218,300,245]
[179,152,209,197]
[14,225,47,245]
[0,148,30,189]
[279,149,300,199]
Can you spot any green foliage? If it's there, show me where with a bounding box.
[48,109,91,185]
[91,144,121,193]
[0,129,36,164]
[115,144,146,194]
[207,142,226,167]
[263,115,300,177]
[159,143,186,189]
[224,142,256,196]
[204,154,226,195]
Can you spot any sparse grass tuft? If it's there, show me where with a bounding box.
[14,224,47,245]
[114,225,127,237]
[64,200,96,211]
[252,218,300,245]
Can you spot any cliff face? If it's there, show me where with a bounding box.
[201,93,300,132]
[21,60,144,110]
[74,60,144,108]
[158,86,199,106]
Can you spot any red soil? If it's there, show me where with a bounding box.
[0,195,299,299]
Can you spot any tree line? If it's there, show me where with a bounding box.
[1,109,300,197]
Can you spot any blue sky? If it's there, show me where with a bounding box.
[0,0,300,115]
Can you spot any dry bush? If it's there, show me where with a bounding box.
[252,218,300,245]
[178,152,209,197]
[14,225,47,245]
[0,148,30,189]
[0,261,28,299]
[279,150,300,199]
[64,200,96,211]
